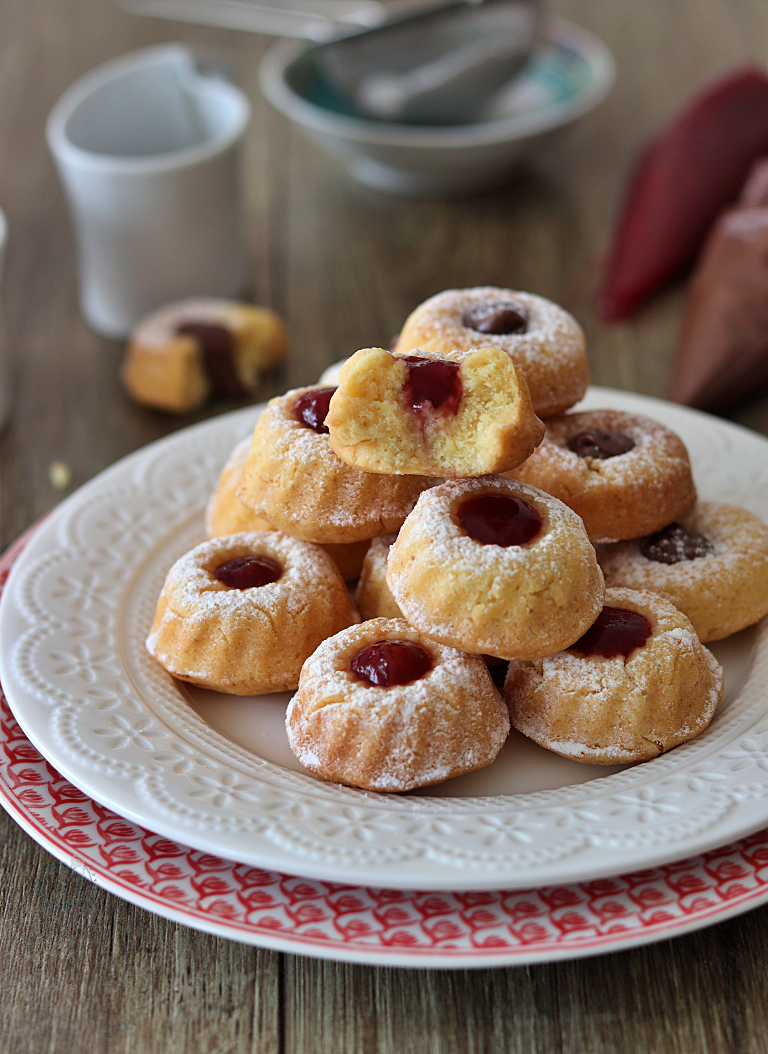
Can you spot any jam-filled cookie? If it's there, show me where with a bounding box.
[326,345,544,477]
[286,618,510,792]
[507,410,697,543]
[355,535,403,621]
[146,532,358,695]
[236,386,432,545]
[393,288,588,418]
[387,477,605,661]
[596,502,768,641]
[505,588,723,764]
[205,439,268,537]
[206,436,369,581]
[122,298,289,413]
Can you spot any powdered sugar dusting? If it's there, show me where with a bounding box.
[395,288,588,416]
[386,476,602,653]
[529,410,687,487]
[398,288,583,367]
[146,531,356,683]
[150,532,320,616]
[287,618,509,792]
[596,502,768,640]
[390,478,585,584]
[241,389,429,535]
[510,409,696,544]
[507,588,724,763]
[132,298,239,350]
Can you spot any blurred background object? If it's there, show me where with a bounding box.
[0,208,7,433]
[117,0,528,41]
[273,0,543,125]
[117,0,428,39]
[260,16,613,194]
[120,0,543,122]
[46,43,251,336]
[118,1,615,196]
[598,66,768,323]
[669,155,768,411]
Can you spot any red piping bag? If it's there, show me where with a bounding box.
[598,67,768,321]
[669,157,768,410]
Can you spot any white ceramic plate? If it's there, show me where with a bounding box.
[1,387,767,892]
[5,528,768,969]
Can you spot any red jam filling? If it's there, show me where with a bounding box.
[570,606,652,659]
[350,640,432,687]
[640,522,714,564]
[458,493,542,547]
[176,320,245,398]
[293,387,336,434]
[567,430,635,459]
[463,302,527,335]
[214,555,282,589]
[402,356,462,416]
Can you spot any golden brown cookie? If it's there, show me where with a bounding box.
[146,532,358,695]
[387,477,605,661]
[205,439,269,537]
[286,618,510,792]
[326,345,544,477]
[596,502,768,642]
[505,587,723,764]
[122,298,289,413]
[206,437,369,581]
[236,386,432,544]
[507,410,697,543]
[355,535,403,621]
[393,288,588,418]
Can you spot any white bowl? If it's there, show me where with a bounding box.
[259,17,615,196]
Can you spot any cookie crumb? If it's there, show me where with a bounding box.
[49,461,72,490]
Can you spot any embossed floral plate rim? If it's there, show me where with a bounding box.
[4,527,768,969]
[1,387,768,893]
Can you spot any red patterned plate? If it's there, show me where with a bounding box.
[2,528,768,968]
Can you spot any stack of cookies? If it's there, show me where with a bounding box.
[146,287,768,793]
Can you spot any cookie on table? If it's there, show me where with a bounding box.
[387,477,605,661]
[393,287,589,418]
[146,532,358,695]
[122,298,289,413]
[236,386,432,545]
[596,502,768,641]
[286,618,509,792]
[505,587,723,764]
[507,409,696,543]
[326,345,544,477]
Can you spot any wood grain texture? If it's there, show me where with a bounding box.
[2,1,768,1052]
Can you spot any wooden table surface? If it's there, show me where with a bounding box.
[2,1,768,1051]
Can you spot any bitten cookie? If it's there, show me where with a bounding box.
[393,288,589,418]
[286,618,510,792]
[326,345,544,477]
[507,410,697,543]
[596,502,768,641]
[236,386,432,545]
[146,532,358,695]
[206,436,370,581]
[387,477,605,661]
[505,587,724,764]
[122,298,289,413]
